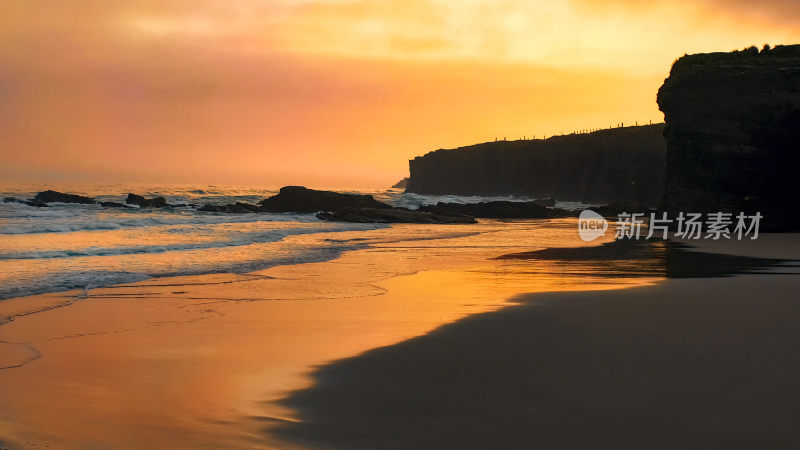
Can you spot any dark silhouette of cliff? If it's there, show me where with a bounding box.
[657,44,800,231]
[391,177,409,189]
[406,124,667,206]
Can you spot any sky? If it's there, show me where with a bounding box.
[1,0,798,188]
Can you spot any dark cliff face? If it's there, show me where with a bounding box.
[406,124,666,206]
[657,45,800,231]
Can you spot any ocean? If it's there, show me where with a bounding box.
[0,184,583,300]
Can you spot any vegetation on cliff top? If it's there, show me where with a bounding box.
[668,44,800,75]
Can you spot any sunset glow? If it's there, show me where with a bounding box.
[2,0,798,187]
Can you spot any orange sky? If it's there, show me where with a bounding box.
[1,0,798,187]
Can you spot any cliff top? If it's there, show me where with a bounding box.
[667,44,800,76]
[658,43,800,114]
[412,123,665,161]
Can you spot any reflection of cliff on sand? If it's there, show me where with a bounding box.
[496,238,798,279]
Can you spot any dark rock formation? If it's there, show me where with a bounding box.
[316,207,476,224]
[533,197,556,207]
[100,201,126,208]
[34,190,95,204]
[199,202,259,213]
[657,44,800,231]
[125,193,167,208]
[3,197,48,207]
[391,177,409,189]
[194,186,573,223]
[259,186,390,213]
[419,201,574,219]
[406,124,666,206]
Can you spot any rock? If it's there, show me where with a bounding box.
[657,44,800,231]
[391,177,409,189]
[235,202,260,212]
[3,197,48,207]
[405,124,666,205]
[419,201,574,219]
[100,201,126,208]
[259,186,391,213]
[198,202,259,213]
[125,193,167,208]
[34,190,95,204]
[316,207,476,224]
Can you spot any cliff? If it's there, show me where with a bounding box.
[657,45,800,231]
[391,177,409,189]
[406,124,667,206]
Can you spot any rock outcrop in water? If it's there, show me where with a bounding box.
[657,44,800,231]
[406,124,667,206]
[198,202,260,213]
[258,186,390,213]
[192,186,572,223]
[257,186,473,223]
[99,201,126,208]
[34,190,95,204]
[125,193,167,208]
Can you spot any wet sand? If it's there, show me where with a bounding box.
[274,234,800,449]
[0,220,660,448]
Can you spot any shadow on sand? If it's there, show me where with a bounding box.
[263,240,800,449]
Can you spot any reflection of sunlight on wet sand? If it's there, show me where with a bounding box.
[0,220,662,449]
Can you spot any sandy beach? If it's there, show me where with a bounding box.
[1,219,797,449]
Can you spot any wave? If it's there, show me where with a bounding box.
[0,205,322,235]
[378,192,595,211]
[0,222,383,259]
[0,243,361,300]
[0,271,153,301]
[0,226,478,300]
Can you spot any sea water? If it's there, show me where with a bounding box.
[0,184,581,300]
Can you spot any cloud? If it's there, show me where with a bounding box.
[0,0,797,185]
[570,0,800,29]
